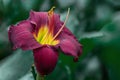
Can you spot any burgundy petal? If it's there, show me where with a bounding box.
[29,11,48,32]
[33,45,58,75]
[51,14,62,35]
[29,10,62,36]
[8,20,41,50]
[58,27,82,61]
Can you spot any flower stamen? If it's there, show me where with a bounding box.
[48,6,56,16]
[52,8,70,41]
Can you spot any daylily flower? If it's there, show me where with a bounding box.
[8,7,82,76]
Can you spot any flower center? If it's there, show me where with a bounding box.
[33,25,59,45]
[33,7,70,46]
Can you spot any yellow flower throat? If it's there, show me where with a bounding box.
[33,25,59,45]
[33,7,70,46]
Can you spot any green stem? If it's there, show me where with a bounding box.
[31,65,37,80]
[36,73,45,80]
[65,65,72,80]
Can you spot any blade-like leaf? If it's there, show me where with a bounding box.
[0,49,33,80]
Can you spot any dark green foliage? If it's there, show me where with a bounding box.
[0,0,120,80]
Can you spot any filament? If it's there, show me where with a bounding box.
[52,8,70,41]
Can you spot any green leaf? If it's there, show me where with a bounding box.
[97,21,120,80]
[0,49,33,80]
[55,53,78,80]
[80,32,104,39]
[79,38,95,61]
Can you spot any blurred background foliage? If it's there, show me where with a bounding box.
[0,0,120,80]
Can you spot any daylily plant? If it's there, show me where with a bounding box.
[8,7,82,78]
